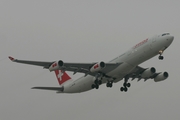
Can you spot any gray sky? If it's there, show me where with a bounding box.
[0,0,179,120]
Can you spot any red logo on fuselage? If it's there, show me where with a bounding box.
[133,39,148,49]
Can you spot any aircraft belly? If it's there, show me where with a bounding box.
[106,62,135,79]
[64,76,93,93]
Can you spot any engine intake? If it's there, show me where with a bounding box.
[154,72,169,82]
[58,60,64,67]
[141,67,156,78]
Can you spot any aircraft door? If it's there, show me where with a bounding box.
[150,37,156,49]
[152,37,156,43]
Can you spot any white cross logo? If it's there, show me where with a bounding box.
[57,71,64,81]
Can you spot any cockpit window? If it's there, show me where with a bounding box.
[162,33,170,36]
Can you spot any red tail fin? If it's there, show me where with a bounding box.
[54,70,71,85]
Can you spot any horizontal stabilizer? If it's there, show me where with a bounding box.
[32,87,64,91]
[9,56,16,61]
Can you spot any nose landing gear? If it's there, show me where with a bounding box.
[158,50,164,60]
[158,56,164,60]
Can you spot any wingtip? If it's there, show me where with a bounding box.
[8,56,15,61]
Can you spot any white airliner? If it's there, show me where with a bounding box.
[9,33,174,93]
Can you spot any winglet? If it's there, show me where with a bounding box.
[8,56,16,62]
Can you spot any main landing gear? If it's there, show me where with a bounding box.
[158,50,164,60]
[91,79,102,89]
[106,81,113,88]
[92,80,113,89]
[91,73,103,89]
[120,77,131,92]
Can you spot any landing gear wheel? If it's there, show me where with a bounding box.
[98,80,102,85]
[106,83,110,87]
[109,82,113,88]
[123,82,130,87]
[95,85,99,89]
[91,84,95,89]
[161,56,164,60]
[120,87,124,91]
[121,76,130,92]
[124,87,128,92]
[106,82,113,88]
[120,87,128,92]
[126,83,131,88]
[159,56,164,60]
[94,80,98,84]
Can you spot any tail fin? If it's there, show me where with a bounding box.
[54,70,71,85]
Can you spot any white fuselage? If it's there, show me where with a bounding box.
[62,34,174,93]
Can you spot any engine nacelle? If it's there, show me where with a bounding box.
[90,61,106,73]
[154,72,169,82]
[49,60,64,71]
[141,67,156,78]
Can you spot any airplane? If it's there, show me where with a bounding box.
[9,33,174,93]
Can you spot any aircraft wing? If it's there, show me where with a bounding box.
[9,56,53,68]
[57,62,121,76]
[9,56,121,77]
[127,66,161,81]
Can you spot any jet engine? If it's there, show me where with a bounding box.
[90,62,106,72]
[49,60,64,71]
[141,67,156,78]
[154,72,169,82]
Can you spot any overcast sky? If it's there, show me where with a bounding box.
[0,0,179,120]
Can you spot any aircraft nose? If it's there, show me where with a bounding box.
[167,35,174,42]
